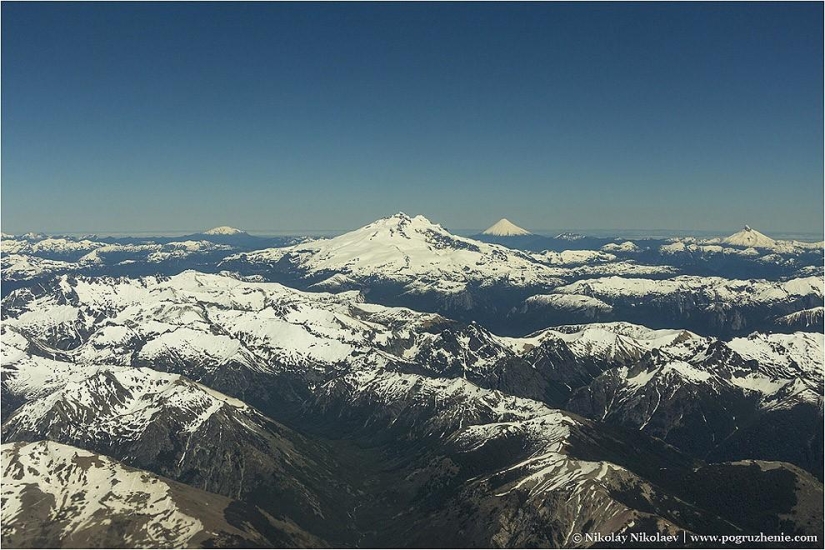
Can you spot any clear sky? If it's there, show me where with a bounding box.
[2,2,823,236]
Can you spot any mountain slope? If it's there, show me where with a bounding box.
[1,440,320,548]
[565,331,823,475]
[1,361,360,543]
[310,368,822,547]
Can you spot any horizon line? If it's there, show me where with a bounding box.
[3,227,823,241]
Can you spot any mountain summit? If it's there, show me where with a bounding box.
[482,218,532,236]
[203,226,246,235]
[225,213,560,295]
[722,225,776,248]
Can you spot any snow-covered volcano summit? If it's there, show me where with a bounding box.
[225,213,561,294]
[203,226,246,235]
[722,225,776,248]
[482,218,532,236]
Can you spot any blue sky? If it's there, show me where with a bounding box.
[2,2,822,236]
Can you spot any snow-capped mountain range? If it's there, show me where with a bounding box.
[518,274,823,336]
[666,225,823,254]
[218,214,823,335]
[223,213,563,295]
[3,272,823,546]
[3,271,821,467]
[4,215,820,290]
[1,213,823,548]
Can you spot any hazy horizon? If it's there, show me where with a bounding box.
[3,215,823,243]
[2,3,823,235]
[3,213,825,241]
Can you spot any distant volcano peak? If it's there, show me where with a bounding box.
[722,225,775,248]
[482,218,532,236]
[203,226,246,235]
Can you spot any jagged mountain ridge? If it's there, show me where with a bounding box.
[0,362,364,543]
[4,332,823,547]
[566,332,823,469]
[6,273,817,413]
[518,274,823,337]
[3,272,821,476]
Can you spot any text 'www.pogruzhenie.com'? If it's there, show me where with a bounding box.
[570,531,820,546]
